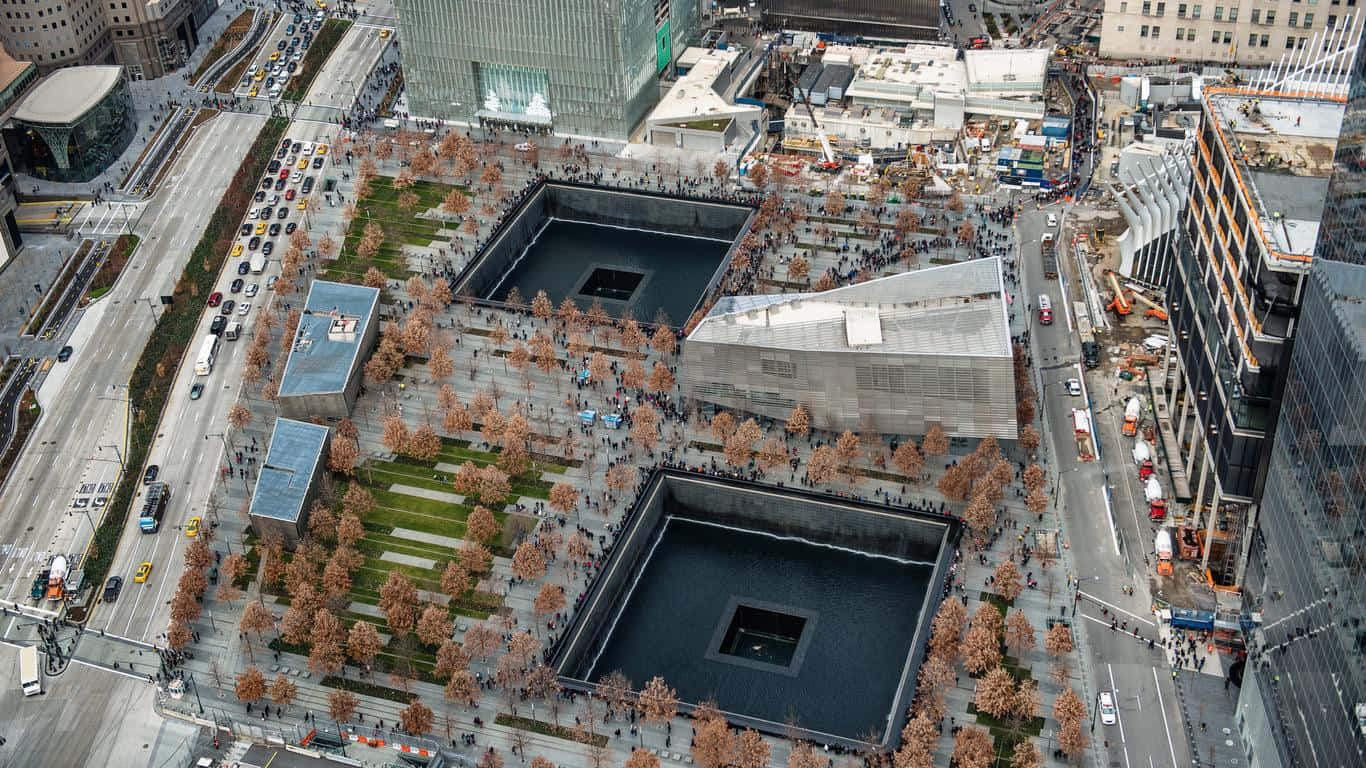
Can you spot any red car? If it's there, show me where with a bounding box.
[207,291,223,307]
[278,168,289,179]
[285,189,296,201]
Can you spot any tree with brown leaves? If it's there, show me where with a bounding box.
[417,603,453,648]
[271,674,298,710]
[963,493,996,542]
[626,748,661,768]
[786,404,810,436]
[400,699,435,735]
[974,666,1018,719]
[238,601,274,661]
[441,559,471,601]
[962,614,1002,675]
[806,444,840,485]
[993,559,1023,602]
[1010,739,1042,768]
[892,440,924,481]
[227,402,252,430]
[465,504,501,544]
[638,676,678,745]
[1004,610,1036,657]
[346,620,382,673]
[1044,623,1074,658]
[605,463,636,497]
[236,666,266,703]
[328,689,358,726]
[308,610,346,677]
[463,622,500,661]
[511,538,548,582]
[461,540,493,575]
[691,712,734,768]
[928,597,967,662]
[922,425,948,458]
[533,581,566,622]
[381,413,410,454]
[952,726,994,768]
[379,570,418,638]
[756,437,787,470]
[709,411,738,443]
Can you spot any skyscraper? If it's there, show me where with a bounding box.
[394,0,700,140]
[1235,36,1366,768]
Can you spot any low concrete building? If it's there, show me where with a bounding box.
[680,258,1017,440]
[278,280,381,422]
[783,44,1049,152]
[247,419,330,547]
[645,47,763,153]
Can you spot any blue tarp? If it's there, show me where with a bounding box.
[1170,607,1216,631]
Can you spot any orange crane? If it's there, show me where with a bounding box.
[1107,273,1132,315]
[1129,290,1169,320]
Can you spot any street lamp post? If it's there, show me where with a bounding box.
[97,443,125,467]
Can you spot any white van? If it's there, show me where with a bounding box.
[19,644,41,696]
[224,321,242,341]
[269,85,282,100]
[301,141,315,155]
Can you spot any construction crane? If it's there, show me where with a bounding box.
[1129,290,1169,320]
[782,63,841,173]
[1107,272,1132,315]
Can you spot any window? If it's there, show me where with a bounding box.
[1214,5,1223,18]
[1142,23,1151,35]
[1214,29,1223,41]
[1287,35,1297,47]
[1143,0,1151,12]
[1225,30,1233,42]
[1229,7,1238,19]
[1251,8,1260,21]
[1118,23,1126,30]
[1300,35,1309,46]
[1194,3,1202,16]
[1157,1,1166,13]
[1249,32,1259,44]
[1289,11,1298,24]
[1177,26,1185,37]
[1328,13,1337,25]
[1121,0,1128,9]
[1178,2,1187,15]
[1304,12,1313,24]
[1153,24,1161,35]
[1265,10,1275,23]
[1261,33,1270,45]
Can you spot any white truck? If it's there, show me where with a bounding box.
[19,644,41,696]
[1072,409,1096,461]
[249,253,266,274]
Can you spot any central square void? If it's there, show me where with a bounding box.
[553,471,959,748]
[457,183,752,325]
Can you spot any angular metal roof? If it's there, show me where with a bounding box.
[279,280,380,397]
[688,257,1011,357]
[248,419,328,523]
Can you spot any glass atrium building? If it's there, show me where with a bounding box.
[394,0,700,139]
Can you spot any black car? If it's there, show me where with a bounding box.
[240,223,252,235]
[143,465,159,484]
[277,39,287,50]
[301,176,315,193]
[276,146,288,159]
[221,300,235,315]
[274,178,287,191]
[285,222,297,234]
[281,137,293,149]
[277,207,288,219]
[262,241,275,256]
[267,160,281,172]
[57,345,73,362]
[190,382,204,400]
[260,206,273,219]
[261,177,273,190]
[268,223,281,236]
[248,236,261,250]
[312,156,324,168]
[210,315,227,334]
[291,36,301,47]
[266,77,275,89]
[230,278,244,293]
[287,62,298,74]
[252,191,265,204]
[238,260,251,275]
[291,142,302,153]
[103,576,123,602]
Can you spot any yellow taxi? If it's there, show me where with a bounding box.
[379,28,390,39]
[296,158,309,170]
[254,222,267,235]
[315,0,326,8]
[249,87,259,98]
[231,243,244,258]
[316,144,328,155]
[297,198,308,210]
[269,51,281,62]
[134,561,153,583]
[185,516,201,538]
[253,69,265,82]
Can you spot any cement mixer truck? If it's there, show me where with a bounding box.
[1122,396,1142,436]
[1144,476,1167,521]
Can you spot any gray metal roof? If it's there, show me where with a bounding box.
[279,280,380,397]
[688,258,1011,357]
[248,419,328,523]
[13,65,122,124]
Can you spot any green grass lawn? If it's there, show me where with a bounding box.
[329,176,468,280]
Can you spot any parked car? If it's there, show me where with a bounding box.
[238,260,251,275]
[103,576,123,602]
[143,465,159,484]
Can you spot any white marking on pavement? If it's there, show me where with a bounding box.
[1109,663,1131,768]
[1152,666,1179,767]
[1079,590,1155,626]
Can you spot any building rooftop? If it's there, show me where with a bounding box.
[689,257,1010,357]
[962,47,1050,93]
[12,65,122,124]
[249,419,328,524]
[1204,89,1343,261]
[279,280,380,397]
[0,49,33,93]
[648,47,760,131]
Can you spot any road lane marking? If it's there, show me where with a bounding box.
[1079,590,1155,626]
[1108,663,1131,768]
[1152,666,1179,767]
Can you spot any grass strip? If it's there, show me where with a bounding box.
[0,390,41,490]
[26,240,91,335]
[495,714,608,747]
[321,675,415,704]
[82,234,139,304]
[191,8,255,83]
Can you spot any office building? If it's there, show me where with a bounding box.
[1232,34,1366,768]
[394,0,701,139]
[278,281,380,422]
[0,0,214,78]
[760,0,939,41]
[1099,0,1356,66]
[0,49,32,264]
[681,258,1017,440]
[247,419,331,547]
[3,64,135,182]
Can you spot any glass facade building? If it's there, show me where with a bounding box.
[394,0,700,140]
[1235,41,1366,768]
[3,69,135,183]
[761,0,940,40]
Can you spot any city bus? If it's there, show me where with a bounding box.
[194,334,219,376]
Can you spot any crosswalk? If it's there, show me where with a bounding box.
[73,201,145,237]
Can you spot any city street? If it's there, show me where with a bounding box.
[1018,206,1187,768]
[0,111,266,612]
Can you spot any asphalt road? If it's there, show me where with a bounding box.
[1018,206,1188,768]
[301,20,391,110]
[0,112,266,615]
[92,119,341,646]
